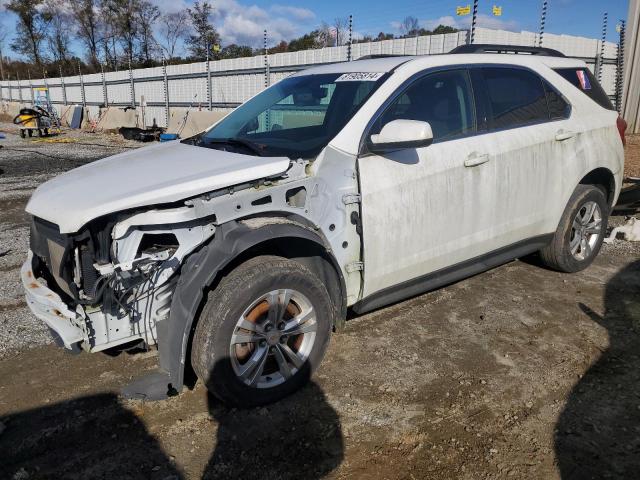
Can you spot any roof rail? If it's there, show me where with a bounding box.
[450,44,565,57]
[355,54,407,60]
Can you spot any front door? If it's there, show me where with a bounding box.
[358,68,503,298]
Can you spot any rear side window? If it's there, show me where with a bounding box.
[480,67,549,130]
[553,67,614,110]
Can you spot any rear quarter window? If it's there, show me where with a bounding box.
[553,67,615,111]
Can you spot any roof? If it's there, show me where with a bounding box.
[295,51,585,77]
[293,56,412,75]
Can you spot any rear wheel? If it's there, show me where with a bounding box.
[191,255,334,407]
[539,184,608,272]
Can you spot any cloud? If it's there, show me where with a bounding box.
[270,5,315,21]
[211,0,316,47]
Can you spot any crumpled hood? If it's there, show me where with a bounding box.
[26,141,291,233]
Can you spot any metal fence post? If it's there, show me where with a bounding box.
[615,20,626,113]
[470,0,479,44]
[128,58,136,108]
[348,15,353,61]
[101,64,109,107]
[59,65,67,106]
[597,12,608,82]
[539,0,548,47]
[28,71,34,105]
[17,73,23,104]
[8,75,11,102]
[78,62,86,108]
[263,30,270,88]
[42,69,48,101]
[162,56,169,127]
[206,42,212,111]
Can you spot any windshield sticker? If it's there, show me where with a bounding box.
[335,72,385,82]
[576,70,592,90]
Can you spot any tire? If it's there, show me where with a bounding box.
[191,255,334,407]
[539,184,609,273]
[27,129,33,138]
[19,129,26,139]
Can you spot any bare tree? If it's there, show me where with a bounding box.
[6,0,50,65]
[137,0,160,63]
[315,21,332,48]
[400,16,420,37]
[102,0,140,62]
[158,11,188,59]
[69,0,102,68]
[333,17,349,46]
[0,23,8,80]
[186,1,220,60]
[45,0,73,64]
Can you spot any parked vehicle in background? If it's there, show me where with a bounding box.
[22,45,624,406]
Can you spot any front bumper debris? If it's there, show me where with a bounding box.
[21,250,86,350]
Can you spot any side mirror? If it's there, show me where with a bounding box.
[368,119,433,153]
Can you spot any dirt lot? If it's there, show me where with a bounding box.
[1,124,639,479]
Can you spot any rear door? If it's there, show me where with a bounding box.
[470,65,574,241]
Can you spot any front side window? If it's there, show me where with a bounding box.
[194,73,387,159]
[481,67,549,130]
[372,69,475,142]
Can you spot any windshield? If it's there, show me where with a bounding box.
[192,72,387,159]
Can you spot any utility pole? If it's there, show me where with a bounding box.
[470,0,479,44]
[538,0,548,47]
[598,12,608,82]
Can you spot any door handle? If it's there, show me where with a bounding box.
[555,130,576,141]
[464,152,490,167]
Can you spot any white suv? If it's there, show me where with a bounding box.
[22,45,625,406]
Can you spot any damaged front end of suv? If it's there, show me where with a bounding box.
[21,68,389,402]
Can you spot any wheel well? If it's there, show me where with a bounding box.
[168,219,349,391]
[579,168,616,207]
[211,236,345,321]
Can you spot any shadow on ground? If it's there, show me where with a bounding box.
[0,393,181,479]
[203,381,343,479]
[555,260,640,479]
[0,380,343,479]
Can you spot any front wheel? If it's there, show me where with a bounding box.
[539,184,609,273]
[191,256,334,407]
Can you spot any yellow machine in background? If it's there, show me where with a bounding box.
[13,107,53,138]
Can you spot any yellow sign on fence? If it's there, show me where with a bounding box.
[456,5,471,16]
[492,5,502,16]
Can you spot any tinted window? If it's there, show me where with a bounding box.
[374,69,475,141]
[544,81,571,119]
[553,67,615,110]
[481,67,548,130]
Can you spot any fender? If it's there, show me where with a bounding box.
[157,218,347,392]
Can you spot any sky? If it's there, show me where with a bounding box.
[0,0,631,59]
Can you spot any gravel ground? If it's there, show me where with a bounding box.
[0,123,141,358]
[0,123,639,479]
[625,134,640,178]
